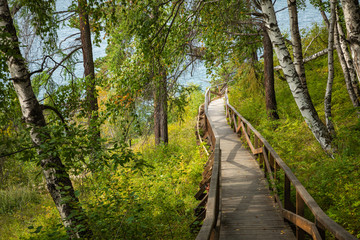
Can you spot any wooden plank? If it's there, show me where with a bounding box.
[205,98,295,240]
[282,209,322,240]
[223,97,357,240]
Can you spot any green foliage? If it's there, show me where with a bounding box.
[78,92,205,239]
[226,23,360,237]
[0,91,206,239]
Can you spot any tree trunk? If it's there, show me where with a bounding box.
[0,0,91,238]
[340,0,360,84]
[262,28,279,120]
[159,70,168,144]
[335,23,360,108]
[325,0,336,136]
[287,0,307,90]
[154,87,161,145]
[78,0,98,124]
[154,65,168,145]
[336,10,360,99]
[320,3,360,108]
[259,0,333,153]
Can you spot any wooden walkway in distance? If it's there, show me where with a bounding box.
[208,98,295,240]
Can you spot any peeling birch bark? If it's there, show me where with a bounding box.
[259,0,333,152]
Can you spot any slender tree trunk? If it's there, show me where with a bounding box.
[154,89,161,145]
[78,0,98,124]
[335,24,360,108]
[325,0,336,136]
[0,0,91,238]
[321,4,360,108]
[287,0,307,90]
[159,69,168,144]
[340,0,360,84]
[262,28,279,120]
[336,9,360,99]
[259,0,333,153]
[154,64,168,145]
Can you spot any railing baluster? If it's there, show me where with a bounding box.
[316,221,326,240]
[284,175,292,212]
[254,135,258,149]
[296,192,305,240]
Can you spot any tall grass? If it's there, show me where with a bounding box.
[0,186,41,214]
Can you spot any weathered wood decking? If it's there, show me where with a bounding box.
[208,98,295,240]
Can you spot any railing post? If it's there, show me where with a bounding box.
[260,147,265,168]
[233,114,237,132]
[296,192,305,240]
[316,221,326,240]
[263,148,268,176]
[284,175,292,212]
[269,154,275,171]
[254,135,258,149]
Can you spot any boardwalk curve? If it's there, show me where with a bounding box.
[208,98,295,240]
[194,85,357,240]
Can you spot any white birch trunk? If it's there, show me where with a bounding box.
[335,24,360,108]
[0,0,91,238]
[336,12,360,99]
[340,0,360,84]
[259,0,333,152]
[287,0,307,89]
[324,0,336,136]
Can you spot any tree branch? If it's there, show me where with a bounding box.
[0,146,36,159]
[274,48,331,70]
[40,104,69,131]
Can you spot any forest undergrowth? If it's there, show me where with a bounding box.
[0,91,206,239]
[226,34,360,237]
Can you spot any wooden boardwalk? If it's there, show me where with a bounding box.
[208,98,295,240]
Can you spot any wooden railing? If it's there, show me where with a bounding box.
[194,86,222,240]
[224,88,357,240]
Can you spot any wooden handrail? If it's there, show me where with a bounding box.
[224,88,357,240]
[195,86,222,240]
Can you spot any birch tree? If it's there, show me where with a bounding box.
[258,0,333,152]
[340,0,360,83]
[318,0,360,108]
[287,0,308,90]
[324,0,336,136]
[0,0,91,237]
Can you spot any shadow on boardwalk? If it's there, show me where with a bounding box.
[208,98,295,240]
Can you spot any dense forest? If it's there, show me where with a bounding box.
[0,0,359,239]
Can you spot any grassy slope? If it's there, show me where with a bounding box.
[0,90,206,239]
[227,52,360,237]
